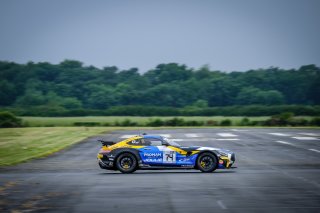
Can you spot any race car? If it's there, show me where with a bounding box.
[97,134,235,173]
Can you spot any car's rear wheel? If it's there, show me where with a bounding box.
[116,153,137,173]
[197,152,218,173]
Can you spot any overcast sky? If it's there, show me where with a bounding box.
[0,0,319,72]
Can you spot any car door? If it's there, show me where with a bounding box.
[139,138,163,165]
[140,138,177,166]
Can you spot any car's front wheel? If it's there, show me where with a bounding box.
[116,153,137,173]
[197,152,218,173]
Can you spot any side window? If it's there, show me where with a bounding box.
[144,138,162,146]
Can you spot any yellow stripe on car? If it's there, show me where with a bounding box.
[167,146,200,156]
[168,146,188,155]
[109,136,142,149]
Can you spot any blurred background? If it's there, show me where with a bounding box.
[0,0,319,128]
[0,1,320,212]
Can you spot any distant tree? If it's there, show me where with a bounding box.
[59,59,83,69]
[207,78,241,106]
[15,89,47,106]
[0,80,16,105]
[83,83,118,108]
[194,65,212,79]
[192,100,209,108]
[0,111,22,128]
[0,60,319,112]
[100,66,119,85]
[308,75,320,104]
[34,62,60,81]
[88,92,116,109]
[60,97,82,109]
[236,87,284,105]
[145,63,192,84]
[261,90,285,105]
[54,83,75,97]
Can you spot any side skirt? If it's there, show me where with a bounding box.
[139,164,195,170]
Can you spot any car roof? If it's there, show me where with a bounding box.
[142,135,163,140]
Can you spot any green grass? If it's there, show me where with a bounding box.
[20,116,314,127]
[0,127,149,166]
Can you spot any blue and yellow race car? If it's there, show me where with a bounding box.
[97,134,235,173]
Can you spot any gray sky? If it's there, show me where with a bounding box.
[0,0,319,72]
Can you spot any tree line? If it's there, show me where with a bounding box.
[1,111,319,128]
[0,60,319,116]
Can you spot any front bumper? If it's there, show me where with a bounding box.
[218,153,235,169]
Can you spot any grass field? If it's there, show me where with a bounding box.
[0,127,151,166]
[20,116,314,127]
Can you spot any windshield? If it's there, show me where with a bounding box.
[163,138,181,147]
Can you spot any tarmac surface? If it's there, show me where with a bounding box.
[0,128,320,213]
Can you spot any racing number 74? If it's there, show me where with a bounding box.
[163,151,176,163]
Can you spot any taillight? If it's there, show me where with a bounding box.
[100,146,111,154]
[100,149,111,154]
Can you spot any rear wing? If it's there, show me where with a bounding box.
[98,140,115,147]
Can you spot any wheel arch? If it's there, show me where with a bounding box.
[113,148,142,165]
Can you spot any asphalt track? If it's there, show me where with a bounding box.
[1,128,320,213]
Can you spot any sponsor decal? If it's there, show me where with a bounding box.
[143,153,162,157]
[178,158,190,162]
[131,140,140,144]
[145,158,162,162]
[181,165,193,167]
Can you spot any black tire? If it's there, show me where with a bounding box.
[116,153,137,173]
[197,152,218,173]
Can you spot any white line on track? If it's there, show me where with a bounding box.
[171,138,210,142]
[309,149,320,153]
[217,133,238,137]
[171,138,240,142]
[159,134,171,138]
[216,138,239,141]
[192,138,209,141]
[185,133,199,138]
[120,134,137,138]
[275,141,320,154]
[292,137,320,140]
[269,133,291,136]
[231,129,249,131]
[299,133,320,136]
[275,141,294,146]
[217,200,227,209]
[171,139,184,142]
